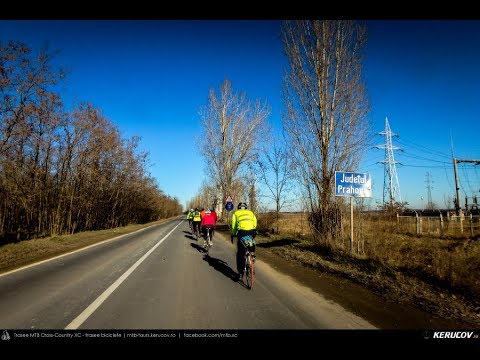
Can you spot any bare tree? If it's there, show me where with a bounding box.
[188,181,218,211]
[255,139,295,213]
[0,41,65,239]
[282,20,371,242]
[198,78,270,219]
[0,41,183,243]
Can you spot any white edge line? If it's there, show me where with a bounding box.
[65,220,183,330]
[0,219,182,278]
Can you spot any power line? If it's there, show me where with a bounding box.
[452,158,480,214]
[397,153,450,164]
[399,164,448,168]
[460,164,476,195]
[443,164,455,193]
[396,137,451,160]
[363,126,478,210]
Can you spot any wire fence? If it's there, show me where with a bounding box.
[396,213,480,237]
[259,211,480,241]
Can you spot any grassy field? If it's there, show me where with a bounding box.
[253,211,480,327]
[257,212,480,299]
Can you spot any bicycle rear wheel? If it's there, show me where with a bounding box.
[205,233,210,255]
[245,253,254,289]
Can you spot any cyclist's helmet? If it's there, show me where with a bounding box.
[210,207,215,211]
[194,207,198,211]
[237,202,248,209]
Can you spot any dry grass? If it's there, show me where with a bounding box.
[258,212,480,298]
[0,220,171,274]
[258,211,311,237]
[255,212,480,326]
[362,233,480,298]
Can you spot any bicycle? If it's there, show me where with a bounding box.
[202,225,214,255]
[240,235,256,289]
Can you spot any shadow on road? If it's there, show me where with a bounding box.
[202,255,238,282]
[185,233,198,241]
[256,238,300,248]
[190,242,205,253]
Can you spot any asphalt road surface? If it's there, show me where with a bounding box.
[0,218,375,330]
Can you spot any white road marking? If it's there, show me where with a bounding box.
[65,221,183,329]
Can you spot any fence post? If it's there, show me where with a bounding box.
[396,213,399,232]
[439,212,444,235]
[460,212,464,234]
[471,213,474,237]
[416,212,420,235]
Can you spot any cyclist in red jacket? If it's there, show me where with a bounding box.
[201,208,217,246]
[209,207,217,234]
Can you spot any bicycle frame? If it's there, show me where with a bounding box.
[203,226,214,255]
[240,235,255,289]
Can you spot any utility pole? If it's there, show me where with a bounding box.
[452,158,480,215]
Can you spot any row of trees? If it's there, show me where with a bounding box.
[0,41,181,243]
[191,20,372,244]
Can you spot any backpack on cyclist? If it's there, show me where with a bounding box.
[240,235,256,248]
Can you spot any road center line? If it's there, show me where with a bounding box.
[65,220,183,330]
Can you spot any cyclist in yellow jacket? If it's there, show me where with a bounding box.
[231,202,257,281]
[192,208,202,239]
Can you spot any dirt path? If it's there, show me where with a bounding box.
[254,244,475,329]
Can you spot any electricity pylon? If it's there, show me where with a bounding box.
[375,117,402,207]
[425,172,434,210]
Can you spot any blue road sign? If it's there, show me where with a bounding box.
[335,171,372,197]
[225,202,234,211]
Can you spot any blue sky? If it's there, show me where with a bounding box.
[1,20,479,211]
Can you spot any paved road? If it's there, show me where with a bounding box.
[0,218,375,330]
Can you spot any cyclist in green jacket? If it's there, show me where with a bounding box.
[192,208,202,238]
[231,202,257,281]
[186,209,194,230]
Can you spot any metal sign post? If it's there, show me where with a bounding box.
[225,195,234,233]
[350,197,354,253]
